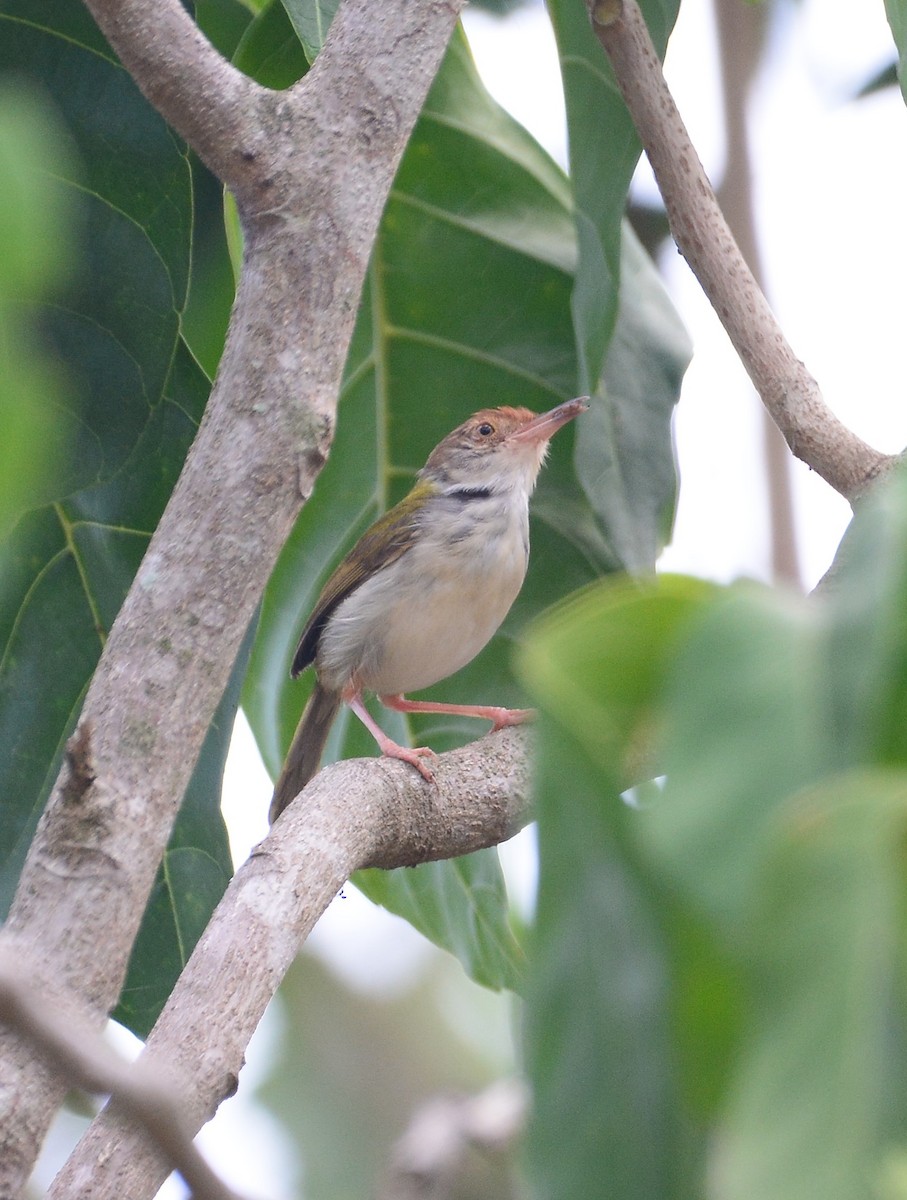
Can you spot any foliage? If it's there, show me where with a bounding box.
[519,465,907,1199]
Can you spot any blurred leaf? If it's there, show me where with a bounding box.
[719,770,907,1200]
[523,718,703,1200]
[0,83,78,540]
[823,465,907,768]
[638,585,835,934]
[885,0,907,104]
[518,574,715,783]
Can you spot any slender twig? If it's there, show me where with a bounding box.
[0,953,245,1200]
[587,0,896,503]
[48,727,533,1200]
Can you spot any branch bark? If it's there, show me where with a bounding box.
[0,0,462,1189]
[48,728,533,1200]
[588,0,897,503]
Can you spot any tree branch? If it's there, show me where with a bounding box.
[587,0,896,503]
[49,728,533,1200]
[80,0,264,189]
[0,0,462,1189]
[0,953,245,1200]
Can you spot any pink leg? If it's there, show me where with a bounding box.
[345,691,437,783]
[379,693,536,731]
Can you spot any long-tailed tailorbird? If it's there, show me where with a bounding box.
[270,396,589,822]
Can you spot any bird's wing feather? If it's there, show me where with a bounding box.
[291,482,434,677]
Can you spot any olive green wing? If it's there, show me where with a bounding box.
[291,482,434,677]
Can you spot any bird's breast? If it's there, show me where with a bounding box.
[316,493,530,695]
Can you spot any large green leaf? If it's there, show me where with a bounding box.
[0,0,234,1035]
[549,0,681,389]
[719,770,907,1200]
[549,0,687,568]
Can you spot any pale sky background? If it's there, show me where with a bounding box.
[33,2,907,1196]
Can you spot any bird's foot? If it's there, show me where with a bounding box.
[379,738,437,783]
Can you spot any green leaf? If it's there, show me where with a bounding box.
[517,573,715,783]
[280,0,339,63]
[823,464,907,768]
[637,585,837,934]
[356,852,525,993]
[524,719,703,1200]
[549,0,681,391]
[549,0,687,568]
[719,770,907,1200]
[885,0,907,105]
[0,82,79,540]
[233,0,310,89]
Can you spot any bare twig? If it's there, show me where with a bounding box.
[0,0,462,1189]
[0,953,244,1200]
[48,727,533,1200]
[587,0,896,503]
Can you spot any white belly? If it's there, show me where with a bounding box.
[316,498,529,695]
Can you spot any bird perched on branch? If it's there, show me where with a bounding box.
[270,396,589,822]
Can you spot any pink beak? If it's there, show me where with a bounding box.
[510,396,590,444]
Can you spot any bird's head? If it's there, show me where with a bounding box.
[421,396,589,496]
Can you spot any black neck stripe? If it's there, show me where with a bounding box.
[448,486,493,503]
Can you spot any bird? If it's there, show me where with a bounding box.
[269,395,589,822]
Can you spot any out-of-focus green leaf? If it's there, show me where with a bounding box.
[823,466,907,768]
[719,770,907,1200]
[518,574,714,782]
[885,0,907,104]
[524,717,703,1200]
[0,83,78,541]
[519,461,907,1196]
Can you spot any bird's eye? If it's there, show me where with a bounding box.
[477,422,494,437]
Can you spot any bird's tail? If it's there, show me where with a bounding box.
[269,681,341,824]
